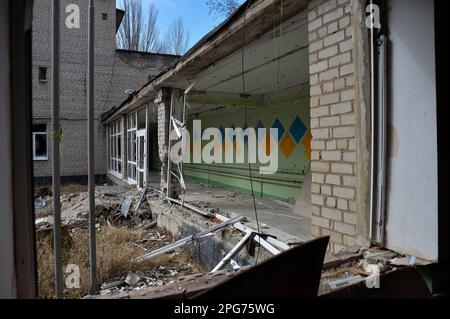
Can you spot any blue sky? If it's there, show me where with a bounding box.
[129,0,245,49]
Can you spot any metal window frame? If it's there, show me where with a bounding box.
[108,120,122,175]
[126,107,148,186]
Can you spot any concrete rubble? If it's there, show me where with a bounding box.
[35,185,148,231]
[318,246,427,295]
[35,185,206,298]
[99,263,197,297]
[35,184,423,299]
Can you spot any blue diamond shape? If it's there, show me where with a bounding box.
[289,116,307,144]
[271,119,285,142]
[255,120,265,140]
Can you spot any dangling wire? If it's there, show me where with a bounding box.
[241,0,262,265]
[273,1,279,95]
[277,0,284,96]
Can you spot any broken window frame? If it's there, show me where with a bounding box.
[32,124,48,161]
[108,120,122,177]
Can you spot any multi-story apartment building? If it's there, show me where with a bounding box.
[31,0,179,183]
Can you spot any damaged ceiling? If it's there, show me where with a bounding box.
[192,10,309,97]
[101,0,309,124]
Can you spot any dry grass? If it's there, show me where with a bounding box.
[36,226,204,299]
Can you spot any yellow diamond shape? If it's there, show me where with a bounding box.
[280,133,296,158]
[301,130,312,160]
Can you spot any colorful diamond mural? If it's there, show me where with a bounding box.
[289,116,307,144]
[271,119,285,142]
[280,133,296,158]
[255,120,265,140]
[302,130,312,160]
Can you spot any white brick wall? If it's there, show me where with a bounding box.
[308,0,358,253]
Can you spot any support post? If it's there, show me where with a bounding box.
[51,0,63,299]
[166,91,174,197]
[87,0,97,295]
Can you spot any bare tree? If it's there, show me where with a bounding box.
[206,0,240,18]
[161,17,190,56]
[117,0,160,52]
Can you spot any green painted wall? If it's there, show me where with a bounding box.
[183,90,311,202]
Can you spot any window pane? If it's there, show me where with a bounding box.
[127,132,131,159]
[34,133,47,157]
[118,136,121,157]
[111,137,116,158]
[138,137,144,169]
[138,172,144,188]
[137,108,146,130]
[132,131,136,161]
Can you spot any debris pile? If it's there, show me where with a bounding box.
[99,264,195,296]
[35,184,205,299]
[35,186,151,231]
[319,246,429,295]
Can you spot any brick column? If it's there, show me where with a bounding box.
[155,88,180,198]
[308,0,359,252]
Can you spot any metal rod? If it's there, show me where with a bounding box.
[166,196,215,218]
[374,35,387,243]
[87,0,97,295]
[165,196,283,256]
[133,215,244,263]
[368,0,376,240]
[214,214,281,256]
[51,0,63,299]
[211,231,253,273]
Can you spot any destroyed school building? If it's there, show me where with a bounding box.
[100,0,442,266]
[31,0,179,183]
[16,0,443,298]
